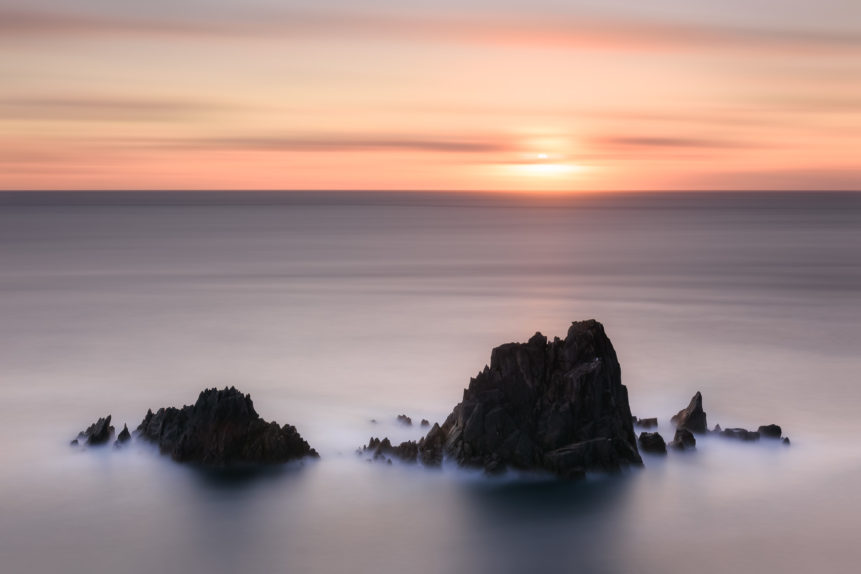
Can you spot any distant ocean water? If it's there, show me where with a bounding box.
[1,191,859,574]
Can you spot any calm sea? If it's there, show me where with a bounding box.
[1,191,859,573]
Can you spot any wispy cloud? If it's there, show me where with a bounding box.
[596,136,741,149]
[0,96,232,121]
[173,135,511,154]
[2,8,859,53]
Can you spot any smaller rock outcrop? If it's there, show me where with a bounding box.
[74,415,115,446]
[757,424,782,439]
[396,414,413,426]
[635,417,658,429]
[638,432,667,454]
[671,392,708,434]
[137,387,318,466]
[420,419,430,428]
[720,428,760,441]
[361,437,418,463]
[115,424,131,446]
[782,437,791,446]
[669,428,696,450]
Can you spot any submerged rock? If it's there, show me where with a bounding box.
[635,417,658,429]
[671,392,708,434]
[638,432,667,454]
[361,437,419,463]
[758,424,782,439]
[720,428,760,441]
[669,428,696,450]
[363,320,642,478]
[74,415,115,446]
[137,387,318,466]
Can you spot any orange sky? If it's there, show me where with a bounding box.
[1,1,859,191]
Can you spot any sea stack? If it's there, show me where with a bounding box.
[363,320,642,478]
[137,387,318,466]
[671,392,708,434]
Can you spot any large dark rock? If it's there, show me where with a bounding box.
[363,320,642,478]
[671,392,708,434]
[669,428,696,450]
[74,415,115,446]
[638,432,667,454]
[137,387,318,466]
[758,424,782,439]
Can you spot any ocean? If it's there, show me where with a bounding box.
[1,191,859,573]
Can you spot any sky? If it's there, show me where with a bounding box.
[1,0,859,191]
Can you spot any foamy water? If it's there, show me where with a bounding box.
[1,191,859,573]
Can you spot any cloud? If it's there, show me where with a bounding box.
[175,135,511,154]
[0,96,231,121]
[1,8,859,53]
[596,136,741,149]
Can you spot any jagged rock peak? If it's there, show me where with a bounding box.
[362,320,642,479]
[671,391,708,434]
[137,387,317,466]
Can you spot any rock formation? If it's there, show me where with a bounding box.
[638,432,667,454]
[115,424,131,446]
[397,414,413,426]
[671,392,708,434]
[720,428,760,441]
[669,428,696,450]
[137,387,318,466]
[635,417,658,429]
[72,415,115,446]
[757,424,782,439]
[362,320,642,478]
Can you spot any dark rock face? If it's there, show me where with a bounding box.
[720,428,760,441]
[137,387,318,466]
[782,437,791,446]
[669,428,696,450]
[420,419,430,428]
[636,417,658,429]
[671,392,708,434]
[74,415,115,446]
[115,424,131,446]
[361,437,419,463]
[758,424,782,439]
[397,414,413,426]
[364,321,642,478]
[638,432,667,454]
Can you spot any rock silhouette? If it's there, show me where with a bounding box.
[638,432,667,454]
[73,415,115,446]
[720,428,760,441]
[671,392,708,434]
[137,387,318,466]
[669,428,696,450]
[758,424,782,439]
[115,424,131,446]
[635,417,658,429]
[362,320,642,478]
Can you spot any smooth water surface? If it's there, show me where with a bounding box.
[1,191,859,573]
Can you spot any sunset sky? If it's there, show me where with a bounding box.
[1,0,859,191]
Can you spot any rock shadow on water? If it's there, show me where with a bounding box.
[455,470,637,521]
[184,459,317,491]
